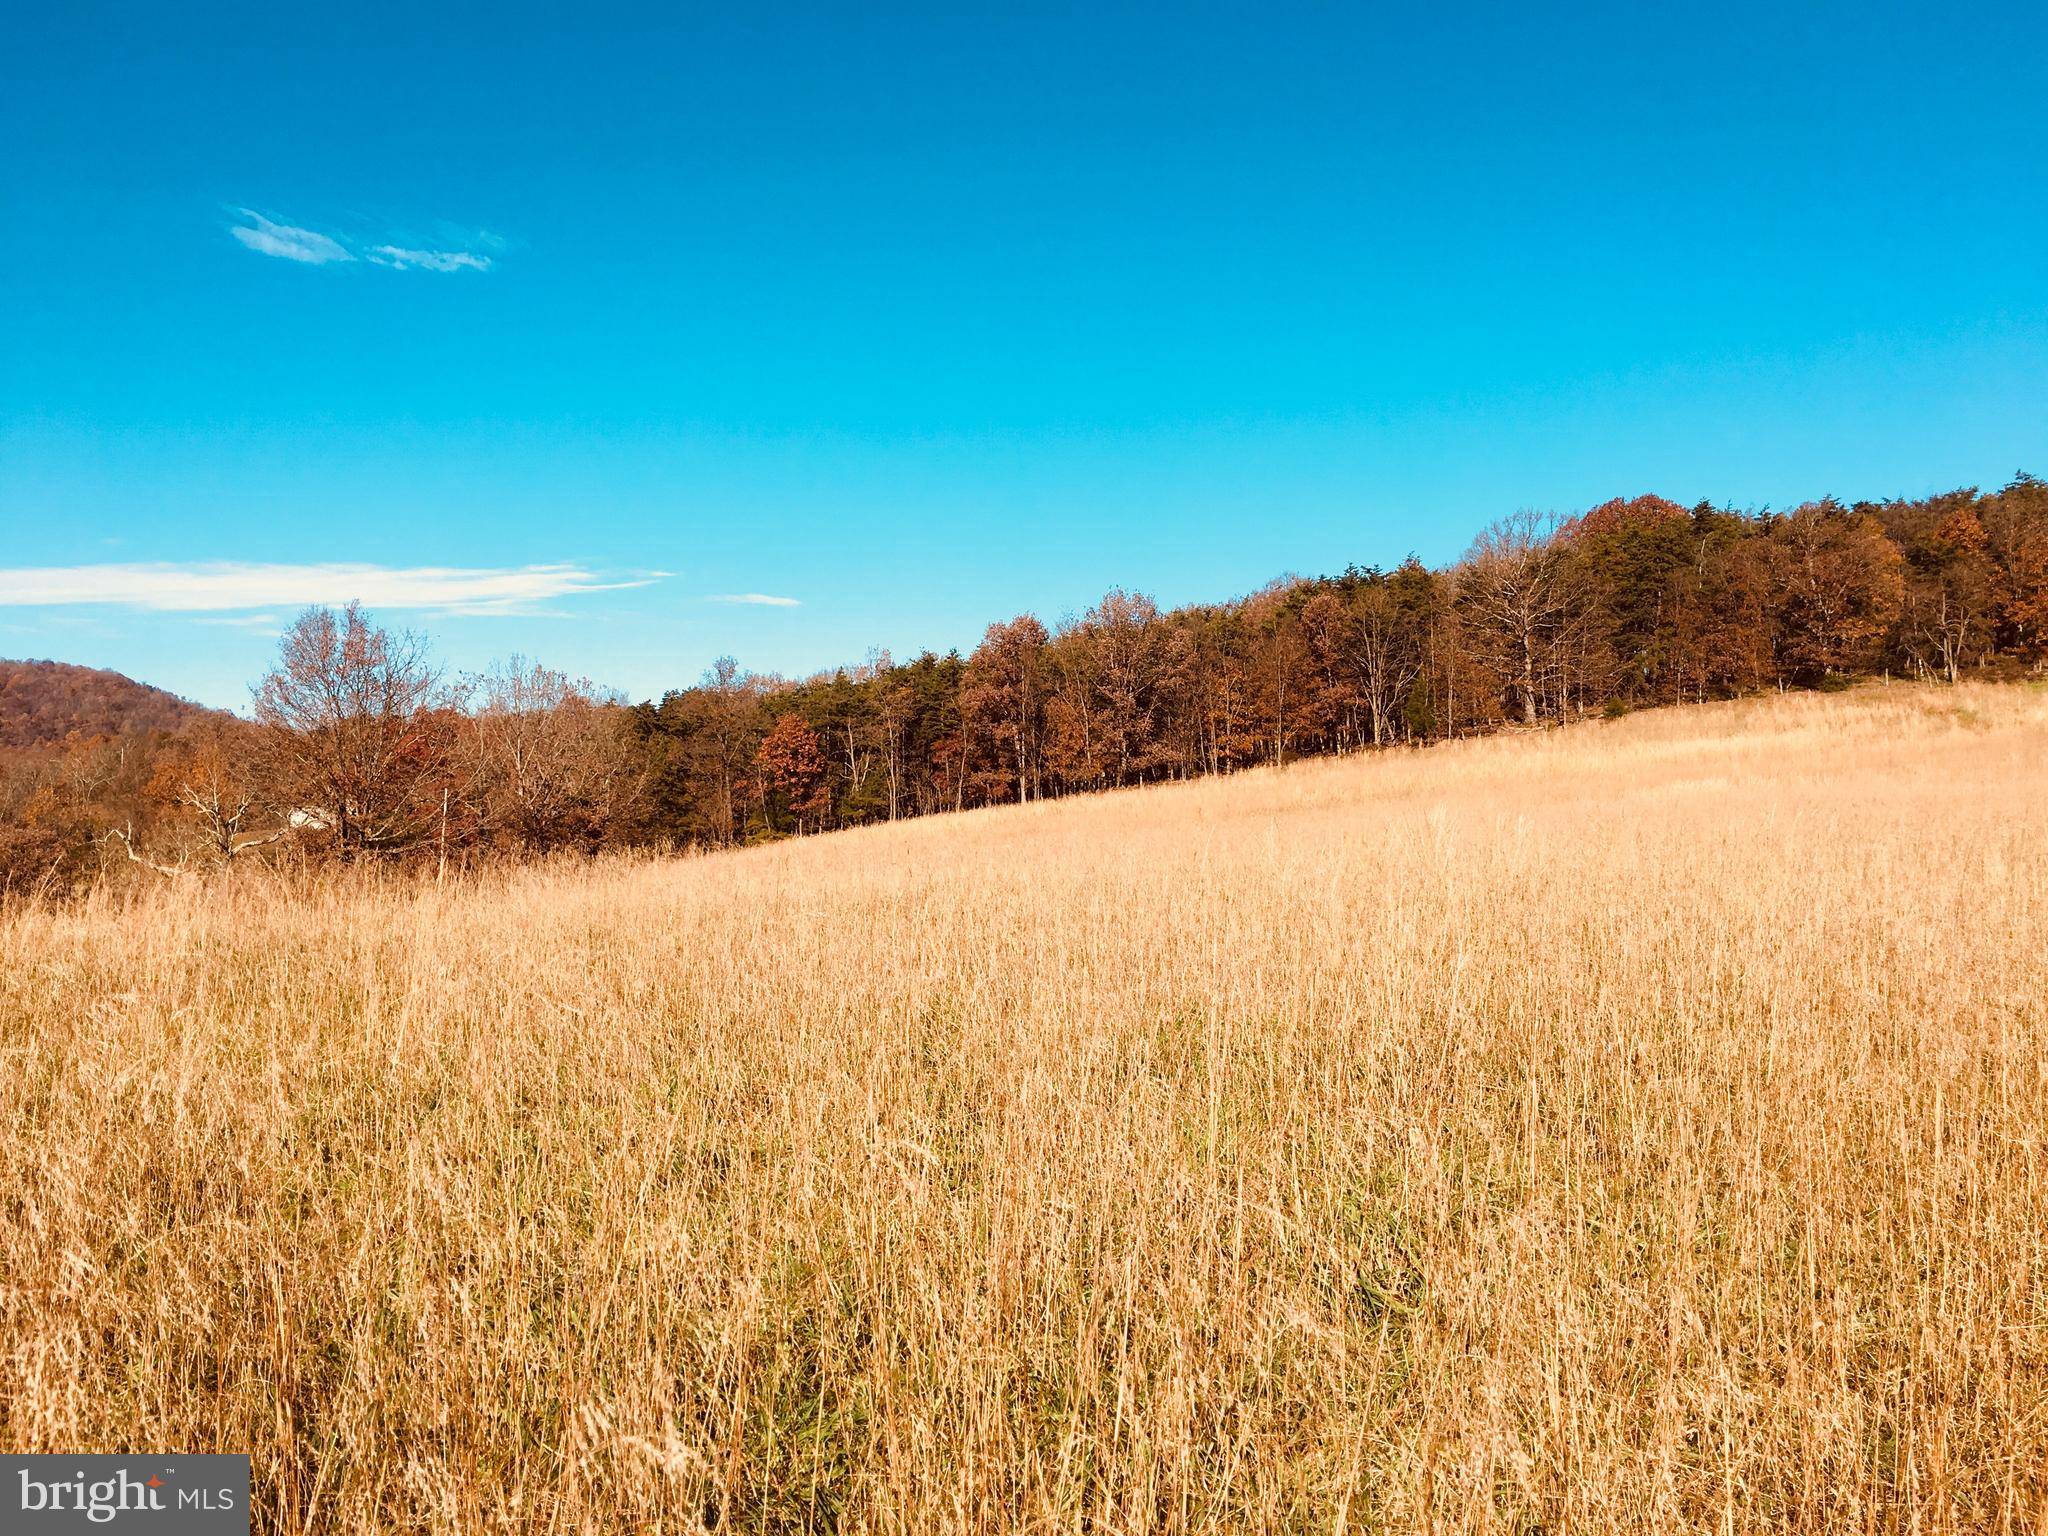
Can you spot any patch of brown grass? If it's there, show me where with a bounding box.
[4,681,2046,1532]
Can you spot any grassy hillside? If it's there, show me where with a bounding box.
[3,682,2045,1532]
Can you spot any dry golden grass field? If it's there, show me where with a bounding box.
[4,681,2047,1533]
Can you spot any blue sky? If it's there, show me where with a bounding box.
[3,0,2044,708]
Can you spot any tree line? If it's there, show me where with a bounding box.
[4,475,2043,892]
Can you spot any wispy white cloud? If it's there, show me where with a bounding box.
[229,210,354,265]
[367,245,493,273]
[707,593,801,607]
[0,563,657,615]
[228,210,497,273]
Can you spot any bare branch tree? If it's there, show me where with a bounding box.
[252,603,450,859]
[1460,511,1575,725]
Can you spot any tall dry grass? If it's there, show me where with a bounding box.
[3,681,2046,1533]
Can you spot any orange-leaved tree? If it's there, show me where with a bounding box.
[753,712,831,836]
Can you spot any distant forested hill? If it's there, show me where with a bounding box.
[0,659,219,750]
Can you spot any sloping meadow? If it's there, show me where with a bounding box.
[4,682,2045,1532]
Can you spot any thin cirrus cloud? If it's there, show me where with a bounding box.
[229,211,353,266]
[707,593,802,607]
[0,563,657,616]
[228,209,494,273]
[368,245,493,273]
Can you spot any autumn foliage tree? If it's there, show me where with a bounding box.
[753,712,831,836]
[1980,474,2048,657]
[961,616,1048,805]
[1766,502,1907,683]
[1884,495,1997,683]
